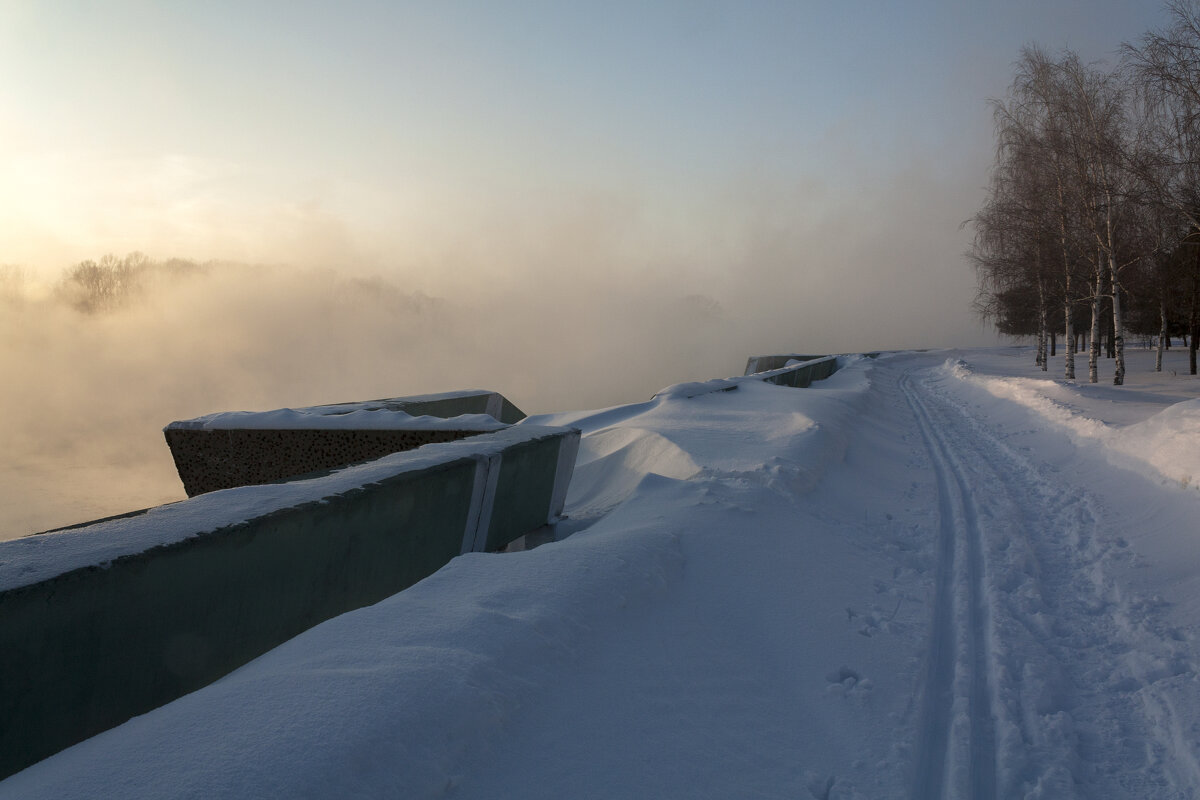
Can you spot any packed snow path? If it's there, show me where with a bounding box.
[902,371,997,800]
[4,348,1200,799]
[893,352,1200,799]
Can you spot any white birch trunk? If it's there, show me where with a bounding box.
[1038,280,1049,371]
[1057,183,1075,380]
[1111,268,1125,385]
[1157,295,1166,372]
[1065,300,1076,380]
[1089,265,1102,383]
[1105,209,1125,385]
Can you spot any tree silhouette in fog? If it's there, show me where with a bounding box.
[57,252,210,313]
[60,252,147,313]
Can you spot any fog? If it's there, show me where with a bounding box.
[2,0,1151,541]
[0,171,998,539]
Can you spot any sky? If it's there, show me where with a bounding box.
[0,1,1180,534]
[0,2,1169,303]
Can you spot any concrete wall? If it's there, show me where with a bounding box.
[164,390,525,497]
[655,356,841,402]
[2,359,847,777]
[744,354,828,375]
[165,427,487,496]
[0,425,578,780]
[316,390,526,424]
[476,433,579,552]
[751,355,839,387]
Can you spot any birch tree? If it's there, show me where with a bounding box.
[971,114,1058,370]
[1049,53,1135,384]
[981,47,1096,380]
[972,12,1200,378]
[1126,0,1200,372]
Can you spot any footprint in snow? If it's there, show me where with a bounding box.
[825,666,873,697]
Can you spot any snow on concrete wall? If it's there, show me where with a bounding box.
[0,357,838,779]
[0,424,578,780]
[751,355,839,387]
[743,353,828,375]
[164,391,521,497]
[654,355,841,401]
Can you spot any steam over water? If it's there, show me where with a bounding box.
[0,262,754,538]
[2,174,990,540]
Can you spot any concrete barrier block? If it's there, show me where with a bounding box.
[317,390,526,424]
[754,356,839,387]
[744,354,827,375]
[744,355,839,388]
[163,392,520,497]
[164,427,491,496]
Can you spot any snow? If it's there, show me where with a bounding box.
[947,355,1200,492]
[0,426,566,594]
[164,389,514,431]
[165,409,507,431]
[5,346,1200,799]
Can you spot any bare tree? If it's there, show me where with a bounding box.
[1049,52,1136,384]
[977,46,1146,384]
[981,47,1104,380]
[1125,0,1200,373]
[971,108,1059,371]
[61,252,148,313]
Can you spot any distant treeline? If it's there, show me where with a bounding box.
[971,1,1200,382]
[59,252,209,313]
[0,252,442,318]
[0,253,211,313]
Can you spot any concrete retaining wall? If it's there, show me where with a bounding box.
[750,355,839,387]
[744,354,828,375]
[0,425,577,780]
[655,356,841,401]
[165,427,490,496]
[164,391,524,497]
[315,390,526,424]
[2,358,848,778]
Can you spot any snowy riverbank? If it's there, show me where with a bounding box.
[4,346,1200,799]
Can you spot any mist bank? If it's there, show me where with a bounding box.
[0,259,749,538]
[0,171,1000,537]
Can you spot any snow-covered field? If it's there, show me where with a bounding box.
[5,345,1200,799]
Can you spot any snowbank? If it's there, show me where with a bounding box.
[2,360,880,798]
[945,356,1200,491]
[11,347,1199,798]
[1113,399,1200,489]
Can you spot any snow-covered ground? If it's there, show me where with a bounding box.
[4,345,1200,799]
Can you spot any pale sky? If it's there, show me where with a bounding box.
[0,0,1170,346]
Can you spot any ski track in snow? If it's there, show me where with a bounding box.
[896,357,1200,800]
[901,371,997,800]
